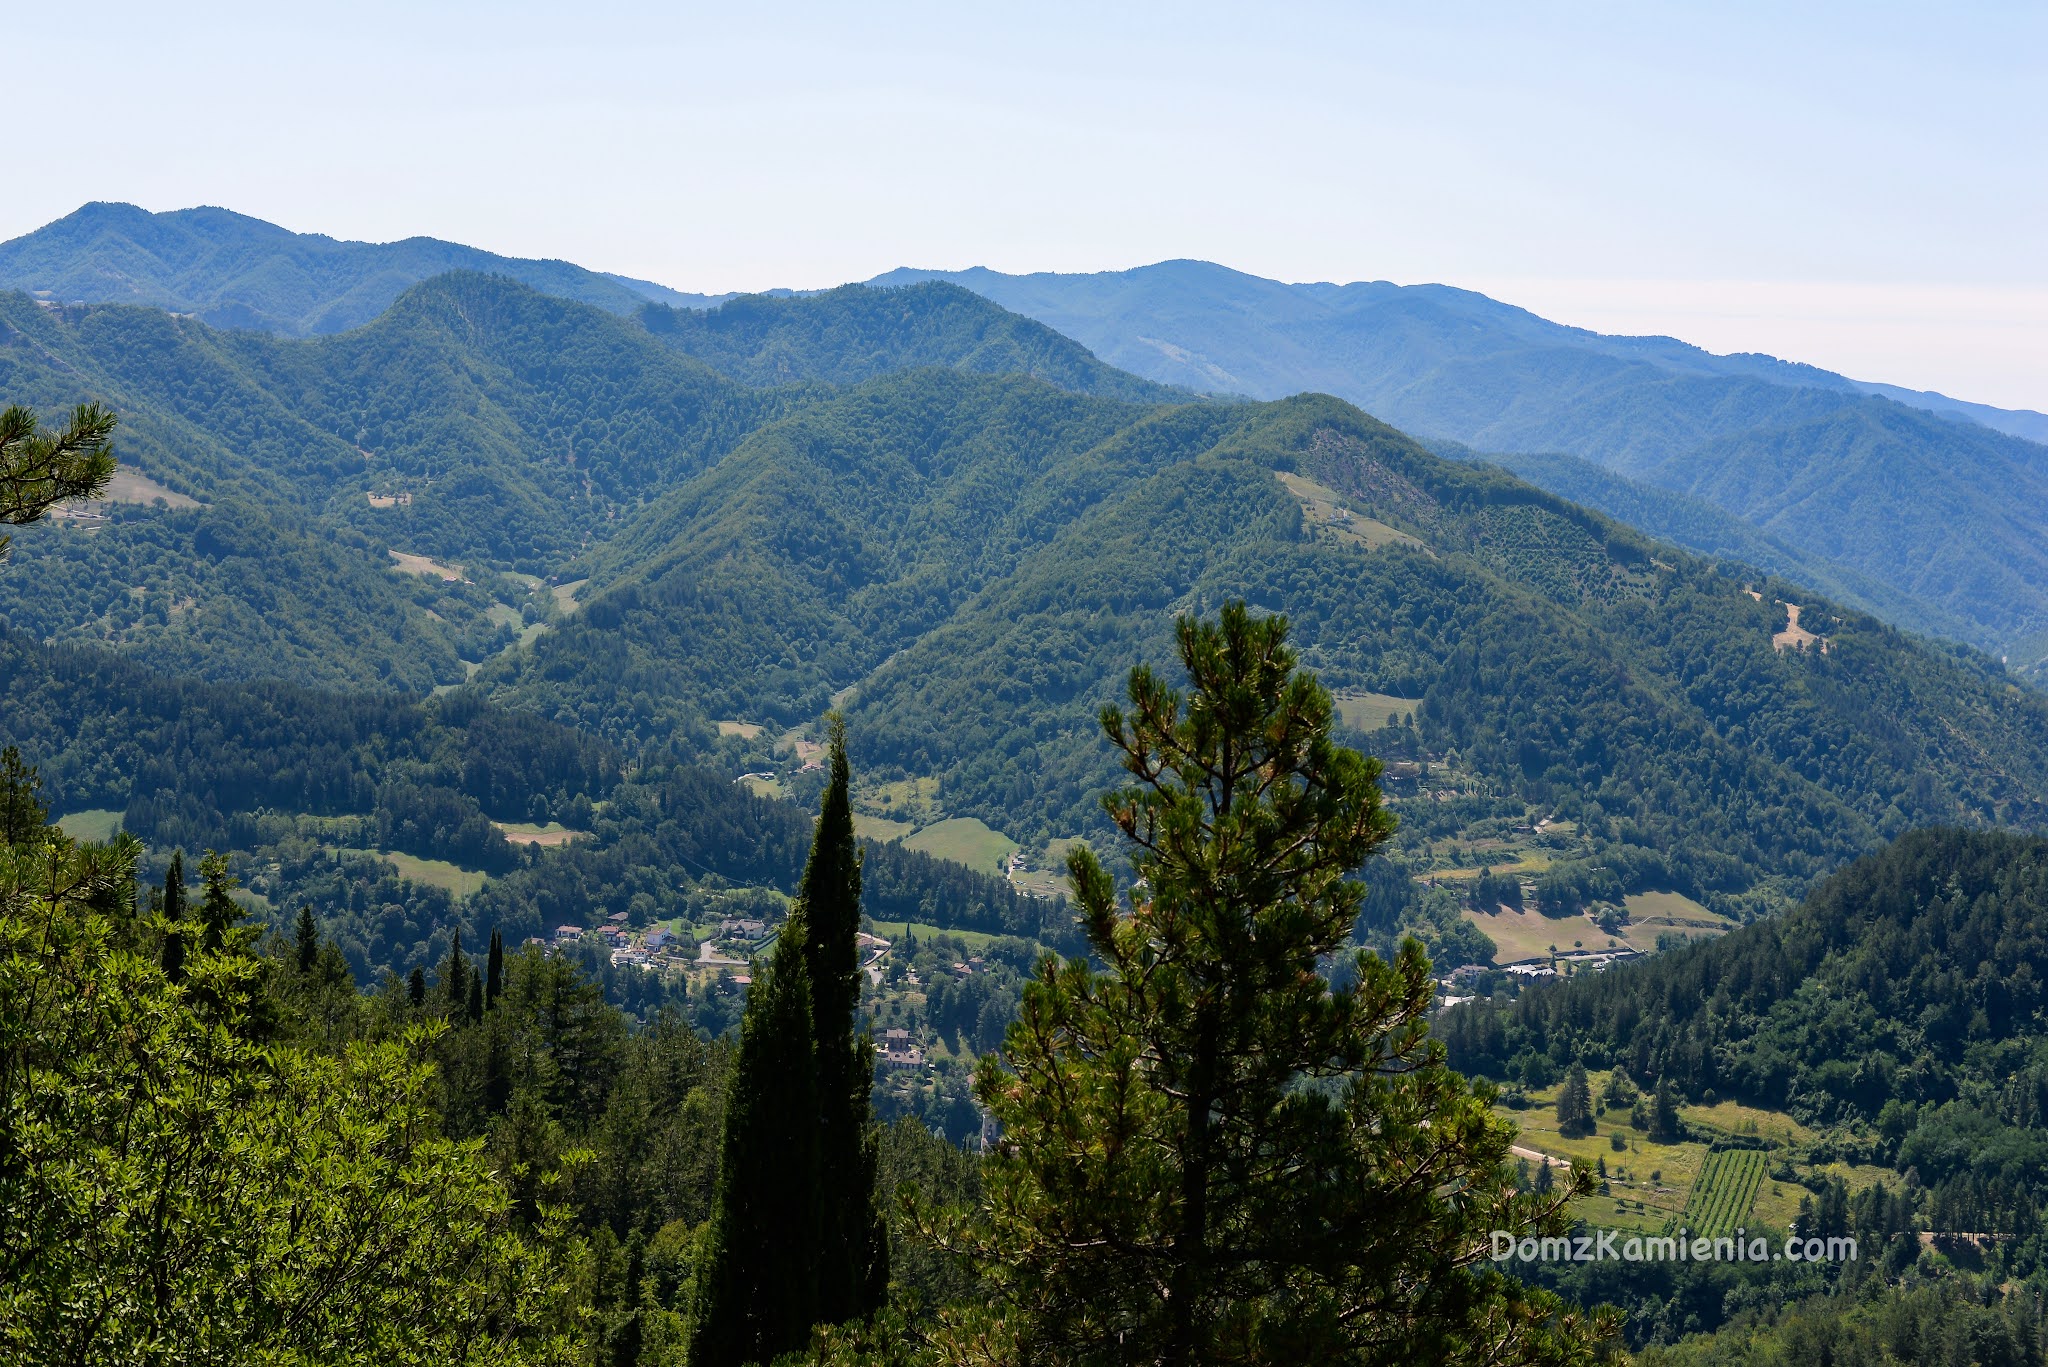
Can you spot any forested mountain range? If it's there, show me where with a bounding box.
[17,203,2048,674]
[876,261,2048,675]
[0,201,723,334]
[7,267,2048,939]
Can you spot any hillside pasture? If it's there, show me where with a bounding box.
[56,809,124,843]
[1461,904,1629,964]
[1332,688,1425,732]
[902,817,1018,876]
[388,550,464,581]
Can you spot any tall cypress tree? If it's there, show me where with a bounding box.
[294,906,320,974]
[689,934,820,1367]
[158,852,187,984]
[442,931,468,1015]
[796,715,887,1324]
[485,929,505,1009]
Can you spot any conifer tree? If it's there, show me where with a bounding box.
[196,852,243,955]
[927,604,1604,1366]
[793,714,887,1324]
[1650,1077,1682,1143]
[486,929,505,1009]
[158,853,187,984]
[467,972,484,1024]
[408,967,427,1008]
[689,934,820,1367]
[294,906,319,974]
[0,402,116,561]
[0,746,46,844]
[1556,1062,1594,1137]
[443,931,469,1015]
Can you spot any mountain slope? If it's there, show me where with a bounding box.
[1441,826,2048,1123]
[637,282,1186,402]
[0,202,726,335]
[874,261,2048,671]
[0,276,783,685]
[485,374,2048,917]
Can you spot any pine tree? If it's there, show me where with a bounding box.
[0,746,47,844]
[196,851,244,955]
[927,605,1606,1365]
[792,714,887,1325]
[158,853,187,984]
[1650,1077,1682,1143]
[689,936,820,1367]
[0,402,116,561]
[1557,1062,1594,1138]
[486,929,505,1009]
[466,972,484,1024]
[294,906,320,974]
[408,967,427,1008]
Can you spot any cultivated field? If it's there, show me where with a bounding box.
[1681,1149,1768,1237]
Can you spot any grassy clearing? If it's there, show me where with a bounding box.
[903,817,1017,876]
[1682,1099,1813,1147]
[495,821,588,847]
[486,603,524,628]
[1276,472,1426,554]
[1331,689,1425,732]
[57,809,124,843]
[388,550,464,581]
[1620,891,1734,952]
[332,847,490,898]
[1461,905,1629,964]
[1682,1149,1768,1237]
[105,469,199,507]
[552,579,587,614]
[859,775,942,826]
[740,775,784,799]
[852,813,917,842]
[716,720,764,739]
[866,921,1009,952]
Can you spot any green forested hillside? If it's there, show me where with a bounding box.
[877,261,2048,671]
[1444,827,2048,1273]
[497,379,2048,920]
[638,282,1185,402]
[0,200,723,334]
[0,625,1051,990]
[0,277,790,683]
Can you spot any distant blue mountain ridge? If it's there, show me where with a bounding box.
[5,205,2047,673]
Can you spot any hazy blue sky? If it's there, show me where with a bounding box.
[14,2,2045,407]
